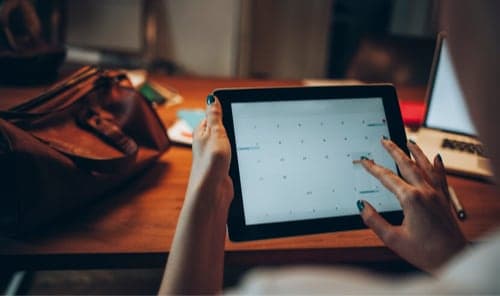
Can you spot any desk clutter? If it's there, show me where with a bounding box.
[0,66,170,237]
[167,109,205,145]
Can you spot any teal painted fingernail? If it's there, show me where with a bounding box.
[357,200,365,212]
[409,139,416,145]
[382,135,388,140]
[437,153,443,163]
[207,94,215,105]
[360,156,369,160]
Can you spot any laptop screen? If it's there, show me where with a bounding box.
[425,38,477,136]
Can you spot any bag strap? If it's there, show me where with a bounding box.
[8,66,99,113]
[39,109,139,174]
[0,72,118,121]
[0,82,94,121]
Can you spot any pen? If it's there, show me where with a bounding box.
[448,186,466,220]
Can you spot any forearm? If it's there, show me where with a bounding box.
[159,183,229,295]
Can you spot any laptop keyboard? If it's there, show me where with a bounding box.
[441,138,485,156]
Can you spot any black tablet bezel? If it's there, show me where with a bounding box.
[215,84,408,242]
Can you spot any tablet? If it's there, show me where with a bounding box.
[215,85,408,241]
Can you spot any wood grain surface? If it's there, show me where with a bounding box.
[1,76,499,268]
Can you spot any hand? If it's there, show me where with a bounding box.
[160,95,233,295]
[358,139,467,273]
[187,95,233,210]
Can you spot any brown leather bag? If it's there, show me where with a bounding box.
[0,66,170,236]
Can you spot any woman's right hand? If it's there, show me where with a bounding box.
[358,139,467,273]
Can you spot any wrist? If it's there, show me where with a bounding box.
[185,180,231,219]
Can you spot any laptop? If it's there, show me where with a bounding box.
[409,32,493,179]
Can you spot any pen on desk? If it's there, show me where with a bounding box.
[448,186,466,220]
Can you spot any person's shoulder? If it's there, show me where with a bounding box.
[438,228,500,294]
[225,266,411,295]
[225,230,500,295]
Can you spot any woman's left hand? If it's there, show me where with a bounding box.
[160,95,233,295]
[187,94,233,210]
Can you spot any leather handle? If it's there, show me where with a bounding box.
[0,77,102,122]
[8,66,99,113]
[0,69,126,122]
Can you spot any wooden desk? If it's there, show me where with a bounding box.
[1,77,500,270]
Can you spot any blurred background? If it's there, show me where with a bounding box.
[1,0,441,293]
[32,0,439,85]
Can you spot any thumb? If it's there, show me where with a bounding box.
[358,200,397,245]
[194,118,207,138]
[206,94,223,127]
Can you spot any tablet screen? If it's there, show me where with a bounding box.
[231,97,401,226]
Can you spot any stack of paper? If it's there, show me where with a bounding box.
[167,109,205,145]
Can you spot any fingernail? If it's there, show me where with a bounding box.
[408,139,416,145]
[356,200,365,212]
[437,153,443,163]
[206,94,215,105]
[360,156,369,160]
[382,135,388,140]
